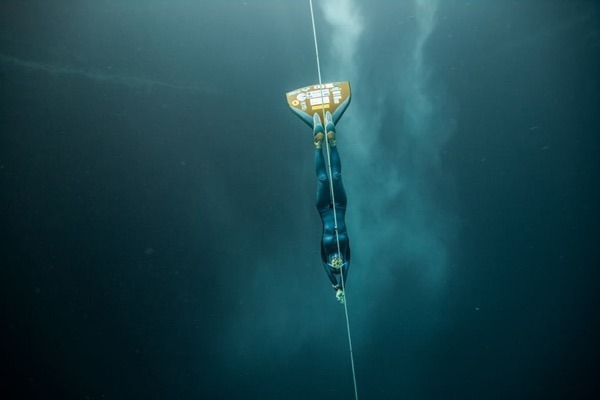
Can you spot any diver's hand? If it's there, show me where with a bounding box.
[336,289,345,304]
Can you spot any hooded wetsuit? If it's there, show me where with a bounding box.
[315,144,351,288]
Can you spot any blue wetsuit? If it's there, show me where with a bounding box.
[315,145,351,289]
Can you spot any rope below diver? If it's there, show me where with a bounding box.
[309,1,358,399]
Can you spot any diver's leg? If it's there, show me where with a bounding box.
[313,113,325,149]
[324,111,347,208]
[315,148,331,212]
[314,114,331,212]
[329,146,347,205]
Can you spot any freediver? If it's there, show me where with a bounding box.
[311,110,351,304]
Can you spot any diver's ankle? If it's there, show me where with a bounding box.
[327,131,336,147]
[314,133,324,148]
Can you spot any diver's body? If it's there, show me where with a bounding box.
[313,111,350,303]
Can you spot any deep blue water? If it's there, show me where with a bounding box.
[1,1,599,399]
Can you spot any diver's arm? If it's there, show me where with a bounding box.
[322,262,339,287]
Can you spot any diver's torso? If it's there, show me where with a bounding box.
[320,209,350,261]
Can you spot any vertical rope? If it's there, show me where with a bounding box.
[309,2,358,399]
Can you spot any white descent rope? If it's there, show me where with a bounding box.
[309,1,358,399]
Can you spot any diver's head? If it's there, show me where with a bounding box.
[329,256,343,271]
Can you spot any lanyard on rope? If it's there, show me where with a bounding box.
[309,1,359,399]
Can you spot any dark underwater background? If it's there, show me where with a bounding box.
[1,1,599,399]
